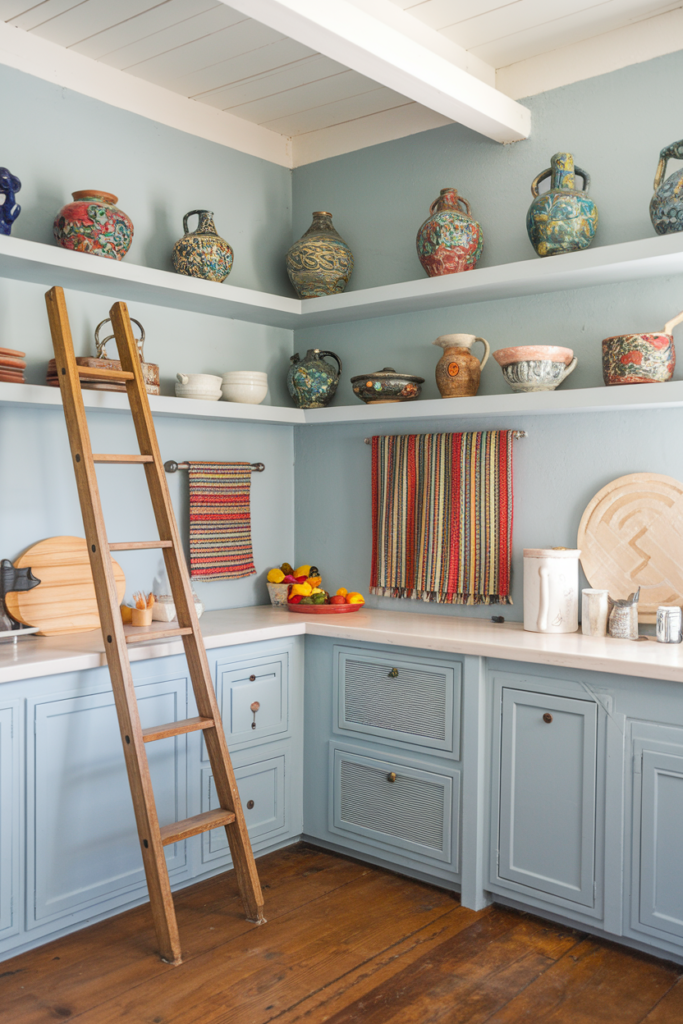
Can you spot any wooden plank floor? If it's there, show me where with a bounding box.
[2,843,682,1024]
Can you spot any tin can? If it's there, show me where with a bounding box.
[656,605,683,643]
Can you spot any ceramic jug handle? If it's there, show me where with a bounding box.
[318,350,342,376]
[664,310,683,335]
[654,141,683,191]
[560,356,578,381]
[574,166,590,192]
[538,566,550,632]
[530,168,551,198]
[473,337,490,370]
[429,195,471,217]
[183,210,204,235]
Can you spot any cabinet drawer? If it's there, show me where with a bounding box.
[638,748,683,941]
[201,755,286,864]
[210,653,288,753]
[330,745,458,866]
[497,688,597,907]
[335,646,460,757]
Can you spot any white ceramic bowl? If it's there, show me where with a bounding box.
[221,380,268,404]
[221,371,268,382]
[175,384,222,401]
[176,372,223,388]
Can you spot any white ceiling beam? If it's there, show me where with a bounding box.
[222,0,531,144]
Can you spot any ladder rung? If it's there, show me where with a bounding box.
[77,365,134,381]
[93,454,154,464]
[109,541,173,550]
[160,809,236,846]
[143,716,215,743]
[125,627,193,644]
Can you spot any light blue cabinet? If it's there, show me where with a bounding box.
[639,748,683,939]
[0,700,20,940]
[497,687,597,907]
[211,651,290,751]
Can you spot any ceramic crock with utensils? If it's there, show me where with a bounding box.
[602,310,683,385]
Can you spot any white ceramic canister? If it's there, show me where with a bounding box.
[582,588,610,637]
[523,548,581,633]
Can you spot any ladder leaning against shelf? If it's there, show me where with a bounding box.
[44,285,265,965]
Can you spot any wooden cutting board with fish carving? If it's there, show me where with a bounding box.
[5,536,125,635]
[577,473,683,623]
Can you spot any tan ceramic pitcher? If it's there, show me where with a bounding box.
[434,334,490,397]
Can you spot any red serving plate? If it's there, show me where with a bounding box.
[287,602,363,614]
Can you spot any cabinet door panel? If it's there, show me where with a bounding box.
[0,702,20,938]
[499,688,597,906]
[640,750,683,939]
[200,755,286,865]
[27,678,188,927]
[209,654,288,753]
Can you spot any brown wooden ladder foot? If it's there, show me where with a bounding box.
[45,286,265,965]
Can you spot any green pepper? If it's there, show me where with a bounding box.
[299,596,315,604]
[311,593,326,604]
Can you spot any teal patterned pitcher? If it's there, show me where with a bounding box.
[526,152,598,257]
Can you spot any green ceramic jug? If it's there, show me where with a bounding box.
[526,152,598,257]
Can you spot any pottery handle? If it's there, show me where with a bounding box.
[654,140,683,191]
[182,210,203,235]
[664,310,683,335]
[473,337,490,370]
[318,350,342,377]
[573,167,591,193]
[530,168,551,198]
[538,567,550,632]
[176,373,189,385]
[429,195,471,217]
[560,356,578,382]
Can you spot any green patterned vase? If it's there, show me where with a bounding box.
[286,211,353,299]
[172,210,234,282]
[526,152,598,257]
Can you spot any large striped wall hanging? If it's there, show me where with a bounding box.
[187,462,256,582]
[370,431,514,605]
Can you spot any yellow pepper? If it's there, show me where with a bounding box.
[267,567,285,584]
[310,587,324,595]
[294,564,311,579]
[347,592,365,605]
[289,582,313,597]
[307,576,322,588]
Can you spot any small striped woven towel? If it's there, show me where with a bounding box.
[187,462,256,582]
[370,431,514,605]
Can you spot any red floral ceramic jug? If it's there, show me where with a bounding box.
[416,188,483,277]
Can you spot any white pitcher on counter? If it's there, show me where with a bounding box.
[523,548,581,633]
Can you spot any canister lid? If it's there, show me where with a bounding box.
[523,548,581,558]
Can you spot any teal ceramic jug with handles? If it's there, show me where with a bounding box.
[526,152,598,257]
[650,139,683,234]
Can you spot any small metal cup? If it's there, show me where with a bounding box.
[656,605,683,643]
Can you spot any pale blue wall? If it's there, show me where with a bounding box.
[292,50,683,619]
[0,66,295,609]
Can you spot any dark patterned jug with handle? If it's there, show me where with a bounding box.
[526,152,598,257]
[287,348,342,409]
[650,140,683,234]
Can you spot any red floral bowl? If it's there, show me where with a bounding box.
[602,333,675,385]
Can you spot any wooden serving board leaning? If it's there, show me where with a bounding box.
[5,535,125,635]
[578,472,683,623]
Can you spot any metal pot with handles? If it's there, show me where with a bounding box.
[523,548,581,633]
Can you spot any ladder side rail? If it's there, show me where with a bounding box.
[45,286,182,964]
[108,300,265,923]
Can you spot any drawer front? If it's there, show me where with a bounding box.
[498,688,597,907]
[335,647,460,757]
[201,755,286,864]
[210,653,288,752]
[330,745,458,866]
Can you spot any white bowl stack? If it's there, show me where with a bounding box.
[221,371,268,405]
[175,373,223,401]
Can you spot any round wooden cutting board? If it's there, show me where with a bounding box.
[5,536,126,635]
[577,473,683,623]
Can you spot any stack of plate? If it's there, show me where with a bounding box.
[221,370,268,404]
[0,347,26,383]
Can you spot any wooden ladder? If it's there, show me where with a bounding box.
[45,285,265,965]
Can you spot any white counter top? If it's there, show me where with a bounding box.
[1,605,681,685]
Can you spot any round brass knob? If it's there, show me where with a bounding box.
[250,701,260,713]
[249,674,256,681]
[246,800,254,810]
[543,713,553,724]
[387,772,397,783]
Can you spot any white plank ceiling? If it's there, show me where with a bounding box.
[0,0,680,162]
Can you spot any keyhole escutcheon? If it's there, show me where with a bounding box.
[251,700,260,729]
[543,712,553,724]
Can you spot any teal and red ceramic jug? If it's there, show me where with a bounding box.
[416,188,483,276]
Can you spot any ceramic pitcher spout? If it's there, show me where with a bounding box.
[434,334,490,369]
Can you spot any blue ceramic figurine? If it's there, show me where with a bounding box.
[0,168,21,236]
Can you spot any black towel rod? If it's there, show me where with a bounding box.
[164,461,265,473]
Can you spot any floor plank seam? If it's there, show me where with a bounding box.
[261,906,467,1024]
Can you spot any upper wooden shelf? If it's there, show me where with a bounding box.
[2,232,683,330]
[3,380,683,427]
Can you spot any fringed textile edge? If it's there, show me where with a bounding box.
[370,586,513,605]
